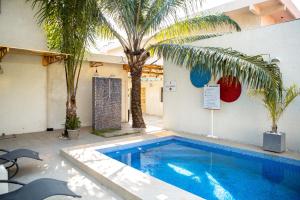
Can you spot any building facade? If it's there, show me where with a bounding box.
[163,19,300,152]
[0,0,129,135]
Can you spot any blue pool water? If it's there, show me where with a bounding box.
[99,137,300,200]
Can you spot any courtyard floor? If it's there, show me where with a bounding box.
[0,115,163,200]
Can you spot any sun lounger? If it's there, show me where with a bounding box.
[0,149,42,179]
[0,178,81,200]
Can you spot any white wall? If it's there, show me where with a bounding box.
[0,55,128,134]
[164,19,300,152]
[0,54,47,134]
[142,80,163,116]
[0,0,47,134]
[47,62,129,129]
[0,0,47,50]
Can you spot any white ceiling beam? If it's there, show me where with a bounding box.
[280,0,300,18]
[249,4,261,15]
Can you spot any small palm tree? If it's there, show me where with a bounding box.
[28,0,100,136]
[255,85,300,133]
[98,0,281,128]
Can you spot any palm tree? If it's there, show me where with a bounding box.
[254,85,300,133]
[97,0,281,128]
[28,0,100,136]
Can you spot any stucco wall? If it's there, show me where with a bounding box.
[142,81,163,116]
[0,54,47,134]
[163,19,300,152]
[0,55,128,134]
[47,62,128,130]
[0,0,47,50]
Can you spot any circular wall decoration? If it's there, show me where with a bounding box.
[217,76,242,103]
[190,65,211,88]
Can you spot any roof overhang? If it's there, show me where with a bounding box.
[85,53,127,70]
[0,45,69,66]
[248,0,300,19]
[203,0,299,22]
[85,53,126,65]
[123,64,163,77]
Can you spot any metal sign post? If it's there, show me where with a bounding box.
[203,84,220,138]
[211,109,214,137]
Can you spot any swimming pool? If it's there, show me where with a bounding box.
[99,136,300,200]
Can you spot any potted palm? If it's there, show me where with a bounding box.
[255,85,299,153]
[65,116,81,139]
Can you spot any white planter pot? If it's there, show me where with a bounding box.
[263,131,286,153]
[67,129,80,140]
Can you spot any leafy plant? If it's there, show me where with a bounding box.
[28,0,100,136]
[65,116,81,130]
[97,0,281,128]
[253,84,300,133]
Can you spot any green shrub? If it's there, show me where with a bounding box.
[65,116,81,130]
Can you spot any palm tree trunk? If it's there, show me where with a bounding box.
[131,68,146,128]
[66,95,77,117]
[271,116,278,133]
[63,94,77,136]
[271,122,278,133]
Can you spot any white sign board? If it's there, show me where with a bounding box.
[165,80,176,92]
[204,84,220,110]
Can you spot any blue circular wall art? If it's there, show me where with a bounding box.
[190,65,211,88]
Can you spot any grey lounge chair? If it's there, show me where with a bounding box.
[0,178,81,200]
[0,149,42,179]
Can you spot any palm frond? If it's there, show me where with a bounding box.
[97,13,128,47]
[28,0,101,96]
[140,0,203,37]
[99,0,136,44]
[97,15,117,40]
[152,14,241,43]
[281,84,300,113]
[151,34,221,47]
[27,0,57,25]
[149,43,281,90]
[252,84,299,132]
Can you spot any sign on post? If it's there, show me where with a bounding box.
[203,84,220,110]
[165,80,176,92]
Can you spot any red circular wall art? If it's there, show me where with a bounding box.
[217,76,242,103]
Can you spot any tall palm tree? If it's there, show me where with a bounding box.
[28,0,100,135]
[97,0,281,128]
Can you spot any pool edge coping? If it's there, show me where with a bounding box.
[60,131,300,200]
[61,131,204,200]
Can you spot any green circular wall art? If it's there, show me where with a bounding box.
[190,65,211,88]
